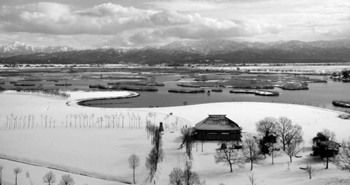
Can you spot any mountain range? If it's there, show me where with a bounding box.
[1,40,350,65]
[0,41,75,58]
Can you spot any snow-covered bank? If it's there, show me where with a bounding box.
[67,90,139,107]
[0,91,349,185]
[67,91,137,101]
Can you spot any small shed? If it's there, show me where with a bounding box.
[193,114,242,142]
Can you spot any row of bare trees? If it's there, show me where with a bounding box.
[4,114,35,129]
[145,122,164,183]
[3,112,181,130]
[43,171,74,185]
[0,167,74,185]
[3,113,136,129]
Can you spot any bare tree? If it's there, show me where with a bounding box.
[13,167,22,185]
[43,171,56,185]
[58,174,75,185]
[276,117,291,151]
[242,134,264,171]
[284,135,303,162]
[214,146,244,172]
[305,164,315,179]
[145,123,157,141]
[146,153,156,180]
[0,165,3,185]
[256,117,278,157]
[179,127,195,160]
[256,117,277,137]
[169,161,202,185]
[128,154,140,184]
[146,128,164,182]
[169,167,184,185]
[146,146,164,182]
[276,118,303,151]
[183,161,201,185]
[335,139,350,172]
[269,143,281,165]
[322,129,336,141]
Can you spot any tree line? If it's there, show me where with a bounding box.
[0,166,74,185]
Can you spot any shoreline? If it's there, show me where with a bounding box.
[74,92,140,107]
[1,90,347,115]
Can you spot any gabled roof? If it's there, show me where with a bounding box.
[195,115,241,131]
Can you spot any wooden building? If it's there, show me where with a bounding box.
[193,114,242,142]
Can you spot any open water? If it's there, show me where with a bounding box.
[81,75,350,112]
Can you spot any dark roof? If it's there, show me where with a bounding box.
[195,115,240,131]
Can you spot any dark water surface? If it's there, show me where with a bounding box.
[81,75,350,112]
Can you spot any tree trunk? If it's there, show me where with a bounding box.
[250,160,253,171]
[271,151,274,165]
[250,149,253,171]
[229,163,233,172]
[325,145,329,169]
[133,168,136,184]
[290,156,293,162]
[15,175,17,185]
[186,171,190,185]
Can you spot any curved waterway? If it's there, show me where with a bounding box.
[80,75,350,112]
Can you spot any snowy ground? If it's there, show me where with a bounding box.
[0,91,350,185]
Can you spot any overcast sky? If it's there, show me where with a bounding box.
[0,0,349,49]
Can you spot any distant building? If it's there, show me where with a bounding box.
[193,115,242,142]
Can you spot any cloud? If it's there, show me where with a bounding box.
[102,20,283,48]
[2,2,279,48]
[314,26,350,37]
[1,0,348,48]
[0,2,269,37]
[77,3,155,18]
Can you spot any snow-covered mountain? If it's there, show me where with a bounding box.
[160,40,251,55]
[161,39,350,53]
[2,39,350,64]
[0,41,75,58]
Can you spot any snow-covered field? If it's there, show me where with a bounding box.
[0,91,349,185]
